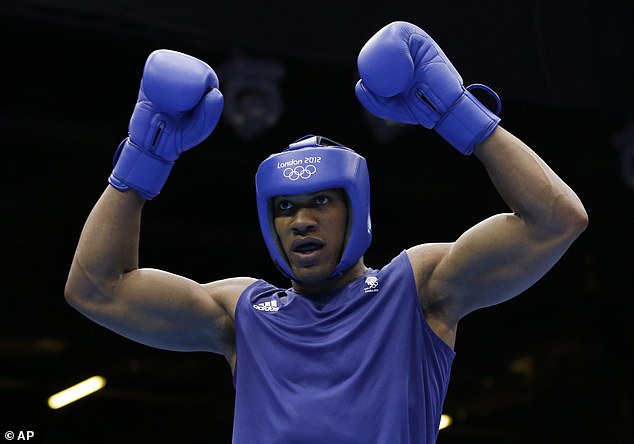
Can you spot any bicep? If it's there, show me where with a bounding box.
[416,212,578,320]
[69,267,242,355]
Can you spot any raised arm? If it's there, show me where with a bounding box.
[415,127,587,320]
[64,50,252,361]
[355,22,587,346]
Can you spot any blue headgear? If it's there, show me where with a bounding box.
[255,135,372,281]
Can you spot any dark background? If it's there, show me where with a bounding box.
[2,1,633,442]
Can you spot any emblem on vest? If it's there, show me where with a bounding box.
[253,299,280,312]
[363,276,379,293]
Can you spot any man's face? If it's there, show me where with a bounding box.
[273,188,348,284]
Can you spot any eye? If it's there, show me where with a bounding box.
[314,194,330,205]
[277,200,293,212]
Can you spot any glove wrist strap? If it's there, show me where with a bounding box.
[434,85,501,155]
[108,139,174,200]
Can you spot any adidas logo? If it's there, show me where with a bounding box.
[363,276,379,293]
[253,299,280,312]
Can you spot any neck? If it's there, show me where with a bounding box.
[291,259,368,296]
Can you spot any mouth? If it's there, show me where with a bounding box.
[291,238,324,256]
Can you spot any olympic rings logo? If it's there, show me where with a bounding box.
[283,165,317,180]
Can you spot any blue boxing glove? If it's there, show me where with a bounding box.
[355,21,501,155]
[109,49,224,199]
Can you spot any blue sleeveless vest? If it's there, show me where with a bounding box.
[232,251,455,443]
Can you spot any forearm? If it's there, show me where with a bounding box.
[65,186,145,302]
[474,126,588,235]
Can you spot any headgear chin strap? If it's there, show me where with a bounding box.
[255,135,372,281]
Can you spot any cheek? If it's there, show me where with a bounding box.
[273,219,284,238]
[331,212,348,243]
[273,218,292,249]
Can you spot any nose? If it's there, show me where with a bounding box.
[291,207,317,234]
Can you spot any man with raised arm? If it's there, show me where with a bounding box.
[65,21,587,443]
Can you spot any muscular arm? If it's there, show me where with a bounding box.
[64,186,252,359]
[355,21,587,348]
[409,126,588,338]
[64,50,250,362]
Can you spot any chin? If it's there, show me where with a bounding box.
[291,265,335,285]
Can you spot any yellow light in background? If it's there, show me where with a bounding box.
[439,414,453,430]
[48,376,106,409]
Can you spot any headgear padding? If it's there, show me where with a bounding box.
[255,135,371,281]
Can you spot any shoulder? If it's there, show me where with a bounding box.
[405,243,454,309]
[405,243,459,347]
[405,243,453,289]
[202,277,260,320]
